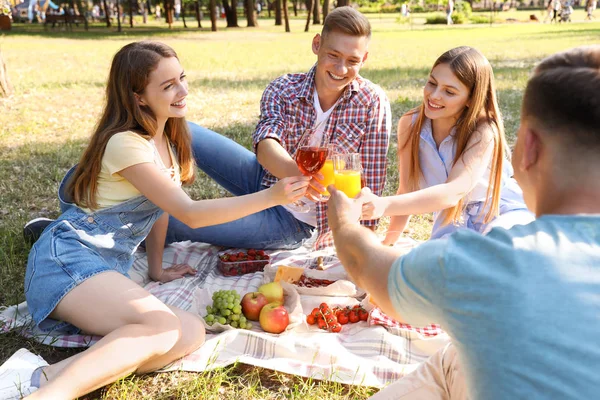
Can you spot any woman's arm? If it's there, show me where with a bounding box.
[118,163,310,229]
[368,121,495,219]
[145,213,195,282]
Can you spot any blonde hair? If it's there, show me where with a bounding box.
[68,41,196,210]
[404,46,508,226]
[321,6,371,39]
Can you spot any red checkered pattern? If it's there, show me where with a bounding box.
[369,307,444,338]
[253,65,391,249]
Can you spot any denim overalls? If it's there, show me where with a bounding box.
[24,166,163,333]
[417,117,529,239]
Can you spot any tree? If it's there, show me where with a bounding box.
[222,0,238,27]
[322,0,329,20]
[337,0,347,6]
[304,0,313,31]
[282,0,290,31]
[0,50,13,98]
[102,0,111,27]
[245,0,258,26]
[181,0,188,27]
[195,0,203,28]
[116,0,122,31]
[129,0,134,27]
[274,0,282,25]
[210,0,219,30]
[312,0,320,24]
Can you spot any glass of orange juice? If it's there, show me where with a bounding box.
[316,145,344,200]
[333,153,362,198]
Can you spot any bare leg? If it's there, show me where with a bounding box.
[25,272,205,400]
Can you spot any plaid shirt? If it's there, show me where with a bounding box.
[253,66,391,249]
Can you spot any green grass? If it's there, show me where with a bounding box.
[1,17,599,399]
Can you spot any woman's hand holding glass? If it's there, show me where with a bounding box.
[359,187,388,220]
[270,175,312,206]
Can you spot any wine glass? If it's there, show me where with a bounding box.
[287,128,330,212]
[333,153,362,198]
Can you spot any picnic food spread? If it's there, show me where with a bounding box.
[204,282,290,333]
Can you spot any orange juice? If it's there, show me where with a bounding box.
[334,170,362,198]
[318,160,335,195]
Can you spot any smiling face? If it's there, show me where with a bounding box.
[312,30,369,99]
[137,56,188,123]
[423,63,471,122]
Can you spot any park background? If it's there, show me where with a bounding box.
[1,3,599,399]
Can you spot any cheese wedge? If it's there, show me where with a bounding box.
[274,265,305,283]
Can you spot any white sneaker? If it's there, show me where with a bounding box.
[0,348,48,400]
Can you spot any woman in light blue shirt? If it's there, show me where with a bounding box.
[361,47,532,243]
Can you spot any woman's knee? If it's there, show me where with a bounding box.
[140,310,183,355]
[177,311,206,354]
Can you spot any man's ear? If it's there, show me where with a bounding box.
[312,34,322,55]
[522,128,540,171]
[361,51,369,65]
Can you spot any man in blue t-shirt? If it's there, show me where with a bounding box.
[327,45,600,400]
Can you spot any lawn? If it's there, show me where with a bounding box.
[0,17,599,399]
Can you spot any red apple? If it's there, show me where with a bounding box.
[258,281,284,304]
[259,302,290,334]
[241,292,269,321]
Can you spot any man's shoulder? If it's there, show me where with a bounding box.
[267,72,310,93]
[353,75,389,106]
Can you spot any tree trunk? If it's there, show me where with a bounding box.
[245,0,258,25]
[129,0,134,27]
[210,0,218,30]
[282,0,290,31]
[322,0,328,20]
[274,0,281,24]
[181,3,188,27]
[102,0,111,26]
[337,0,347,6]
[312,0,320,24]
[304,0,313,31]
[0,50,13,97]
[195,1,202,27]
[116,0,122,31]
[223,0,238,27]
[292,0,297,16]
[267,0,271,17]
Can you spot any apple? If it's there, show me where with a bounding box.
[259,302,290,334]
[258,281,284,304]
[241,292,269,321]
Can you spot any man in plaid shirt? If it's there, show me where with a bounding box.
[328,46,600,400]
[162,7,391,250]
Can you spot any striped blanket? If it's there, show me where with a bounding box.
[0,240,448,389]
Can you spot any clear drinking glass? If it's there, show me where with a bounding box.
[287,128,330,212]
[333,153,362,198]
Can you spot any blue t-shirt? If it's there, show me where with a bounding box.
[388,215,600,399]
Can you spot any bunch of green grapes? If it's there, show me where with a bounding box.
[204,290,253,329]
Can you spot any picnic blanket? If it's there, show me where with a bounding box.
[0,239,449,389]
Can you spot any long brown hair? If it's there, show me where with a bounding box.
[68,41,195,210]
[404,46,507,226]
